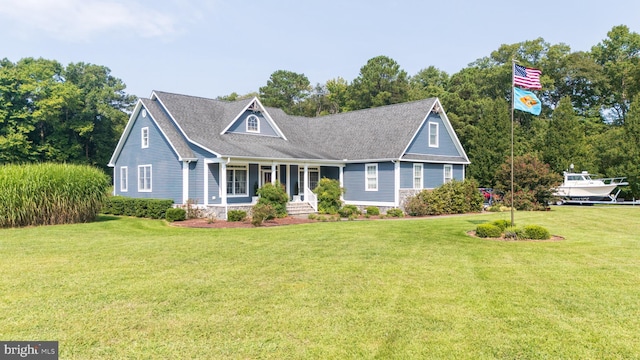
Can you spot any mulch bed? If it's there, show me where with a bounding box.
[171,216,316,228]
[466,230,565,242]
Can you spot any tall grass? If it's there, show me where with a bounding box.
[0,163,110,227]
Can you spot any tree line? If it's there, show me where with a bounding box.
[2,25,639,197]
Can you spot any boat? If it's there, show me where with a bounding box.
[553,170,628,203]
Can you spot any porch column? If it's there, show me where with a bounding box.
[286,164,291,198]
[304,164,309,192]
[182,161,189,204]
[339,165,345,201]
[220,162,227,206]
[204,163,209,206]
[271,163,277,184]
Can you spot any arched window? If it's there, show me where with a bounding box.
[246,115,259,133]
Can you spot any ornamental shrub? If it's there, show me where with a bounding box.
[365,206,380,216]
[251,203,277,226]
[102,197,173,219]
[476,223,502,238]
[314,178,344,214]
[503,226,524,240]
[165,208,186,222]
[227,210,247,222]
[338,204,361,218]
[257,181,289,217]
[522,225,551,240]
[386,208,404,217]
[403,179,484,216]
[404,191,429,216]
[491,219,511,231]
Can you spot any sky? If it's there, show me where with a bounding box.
[2,0,639,100]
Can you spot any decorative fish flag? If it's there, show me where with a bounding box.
[513,64,542,89]
[513,87,542,115]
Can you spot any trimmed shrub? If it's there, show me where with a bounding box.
[338,204,361,218]
[0,163,110,227]
[491,219,511,231]
[314,178,344,214]
[257,181,289,218]
[103,197,173,219]
[365,206,380,216]
[404,192,429,216]
[165,208,186,222]
[403,179,484,217]
[251,203,277,226]
[522,225,551,240]
[504,226,524,240]
[227,210,247,222]
[476,223,502,238]
[386,208,404,217]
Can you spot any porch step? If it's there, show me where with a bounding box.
[287,202,316,216]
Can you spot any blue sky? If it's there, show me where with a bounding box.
[2,0,639,99]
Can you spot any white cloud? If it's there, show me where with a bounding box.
[0,0,181,41]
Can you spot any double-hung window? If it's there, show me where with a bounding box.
[365,163,378,191]
[444,164,453,184]
[120,166,128,192]
[227,165,248,196]
[413,164,423,189]
[138,165,152,192]
[428,122,438,148]
[141,127,149,148]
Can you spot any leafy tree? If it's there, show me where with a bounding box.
[259,70,311,115]
[325,77,350,113]
[347,55,410,110]
[591,25,640,123]
[313,178,344,214]
[494,154,562,210]
[409,66,449,100]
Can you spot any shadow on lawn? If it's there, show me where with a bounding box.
[95,215,122,222]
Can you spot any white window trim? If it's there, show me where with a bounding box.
[120,166,128,192]
[141,127,149,149]
[246,114,260,133]
[365,163,378,191]
[444,164,453,184]
[226,164,249,197]
[138,164,152,192]
[413,163,423,189]
[428,122,439,148]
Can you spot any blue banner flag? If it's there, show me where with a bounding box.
[513,87,541,115]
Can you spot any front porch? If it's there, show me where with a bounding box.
[201,159,344,219]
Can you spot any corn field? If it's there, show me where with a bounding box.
[0,163,110,228]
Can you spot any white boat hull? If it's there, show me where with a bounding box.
[553,184,620,201]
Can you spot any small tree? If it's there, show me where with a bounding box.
[256,181,289,217]
[494,154,562,210]
[313,178,344,214]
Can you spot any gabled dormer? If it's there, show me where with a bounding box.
[220,97,287,140]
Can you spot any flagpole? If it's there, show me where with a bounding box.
[510,59,516,227]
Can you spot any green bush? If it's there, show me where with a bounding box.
[257,181,289,217]
[103,197,173,219]
[314,178,344,214]
[251,203,277,226]
[227,210,247,222]
[165,208,186,222]
[338,204,361,218]
[365,206,380,216]
[491,219,511,231]
[386,208,404,217]
[522,225,551,240]
[503,226,524,240]
[476,223,502,238]
[403,179,484,217]
[0,163,110,227]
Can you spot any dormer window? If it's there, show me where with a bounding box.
[246,114,259,133]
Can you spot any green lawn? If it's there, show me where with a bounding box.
[1,206,639,359]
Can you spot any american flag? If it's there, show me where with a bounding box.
[513,64,542,89]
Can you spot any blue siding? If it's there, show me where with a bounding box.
[406,113,460,157]
[187,146,217,204]
[208,163,221,204]
[400,162,465,189]
[113,108,183,202]
[227,111,278,137]
[343,162,395,202]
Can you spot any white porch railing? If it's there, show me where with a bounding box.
[304,186,318,212]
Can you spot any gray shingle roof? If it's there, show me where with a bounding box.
[148,91,465,162]
[141,98,195,160]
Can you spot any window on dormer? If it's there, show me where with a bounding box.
[246,115,259,133]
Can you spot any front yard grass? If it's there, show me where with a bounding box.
[1,206,639,359]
